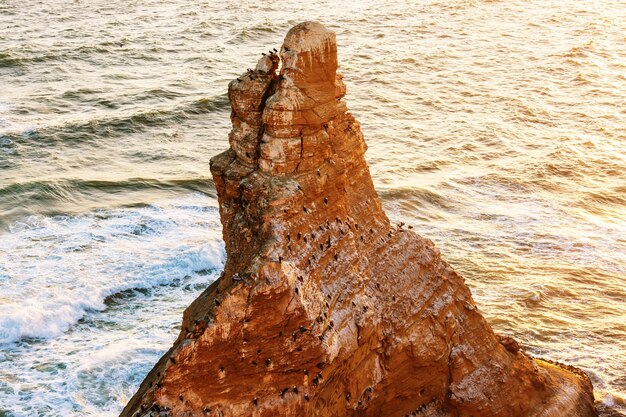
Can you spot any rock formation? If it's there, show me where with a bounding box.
[121,22,597,417]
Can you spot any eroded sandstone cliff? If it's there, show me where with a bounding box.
[121,22,597,417]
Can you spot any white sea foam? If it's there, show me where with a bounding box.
[0,102,14,112]
[0,193,225,345]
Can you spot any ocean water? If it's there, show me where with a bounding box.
[0,0,624,416]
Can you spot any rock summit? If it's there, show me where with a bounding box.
[121,22,597,417]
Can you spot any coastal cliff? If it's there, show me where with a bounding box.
[121,22,597,417]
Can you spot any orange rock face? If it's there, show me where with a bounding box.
[121,22,597,417]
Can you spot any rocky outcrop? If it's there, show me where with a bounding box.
[121,22,597,417]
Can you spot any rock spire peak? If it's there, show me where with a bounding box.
[121,22,597,417]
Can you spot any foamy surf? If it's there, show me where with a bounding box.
[0,193,224,416]
[0,193,225,344]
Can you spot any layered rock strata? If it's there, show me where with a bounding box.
[121,22,597,417]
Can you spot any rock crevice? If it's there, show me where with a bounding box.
[121,21,597,417]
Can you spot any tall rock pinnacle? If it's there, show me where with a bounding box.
[121,22,597,417]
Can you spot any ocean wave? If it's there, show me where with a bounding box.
[0,94,229,142]
[580,190,626,213]
[0,193,225,344]
[1,41,164,67]
[0,50,24,68]
[0,177,219,231]
[379,187,453,210]
[0,177,215,199]
[227,20,279,43]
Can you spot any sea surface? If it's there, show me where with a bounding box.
[0,0,624,416]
